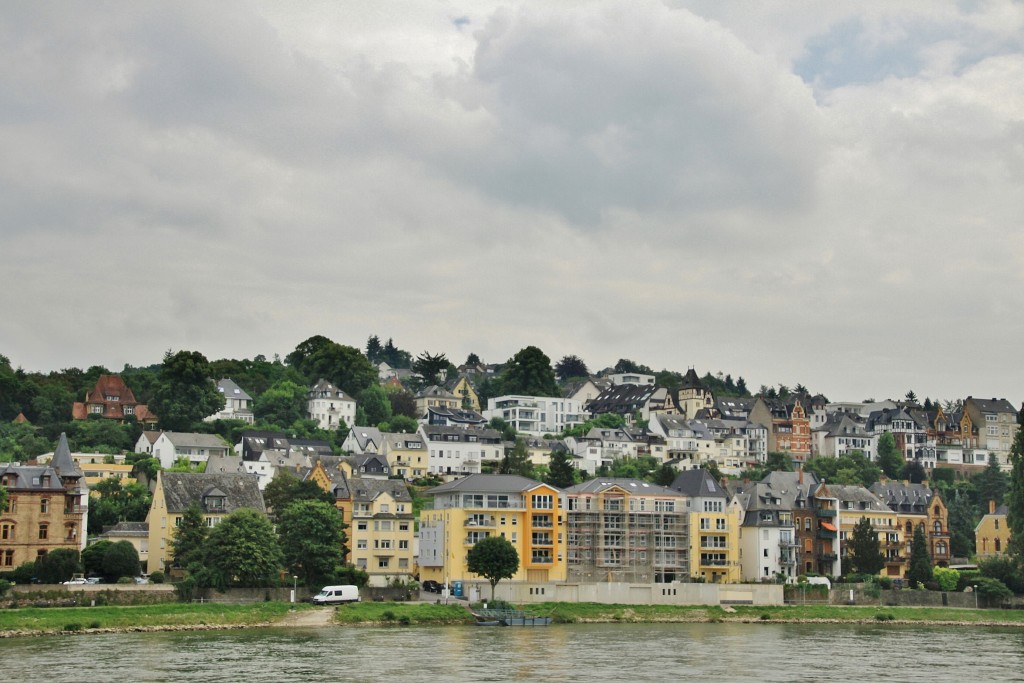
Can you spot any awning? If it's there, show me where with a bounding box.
[820,522,838,532]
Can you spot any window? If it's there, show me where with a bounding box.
[2,549,13,566]
[703,500,723,512]
[357,540,367,549]
[174,516,182,527]
[38,523,48,540]
[0,523,13,540]
[700,518,711,530]
[399,522,409,531]
[206,517,222,527]
[532,494,553,510]
[399,540,409,549]
[357,521,368,531]
[716,518,727,530]
[380,504,390,514]
[40,499,49,514]
[378,558,390,569]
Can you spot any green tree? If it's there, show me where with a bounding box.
[500,347,560,397]
[653,463,677,487]
[413,351,450,386]
[385,415,419,434]
[847,516,885,576]
[946,490,978,558]
[276,499,348,587]
[545,450,577,489]
[499,438,534,478]
[933,566,960,592]
[102,540,141,581]
[975,453,1009,514]
[365,335,384,364]
[488,417,518,442]
[0,483,7,514]
[150,350,223,431]
[170,503,209,570]
[554,355,589,382]
[253,380,307,428]
[613,359,652,374]
[357,385,392,427]
[1006,404,1024,558]
[876,432,905,479]
[288,337,377,396]
[201,509,283,587]
[386,390,418,419]
[765,451,793,472]
[82,540,112,577]
[907,524,933,588]
[35,548,82,584]
[466,535,519,601]
[87,478,153,535]
[263,470,335,520]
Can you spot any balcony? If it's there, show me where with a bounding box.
[817,553,838,562]
[465,517,496,528]
[530,556,554,565]
[63,506,86,515]
[817,529,837,540]
[816,508,837,517]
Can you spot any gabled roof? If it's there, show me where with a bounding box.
[308,379,354,400]
[670,469,725,498]
[160,431,231,449]
[965,397,1018,414]
[0,464,73,492]
[159,472,265,514]
[829,485,891,512]
[344,477,412,505]
[347,427,383,451]
[216,378,252,401]
[426,473,554,495]
[564,478,682,497]
[99,521,149,538]
[416,385,457,399]
[869,481,935,513]
[586,384,662,414]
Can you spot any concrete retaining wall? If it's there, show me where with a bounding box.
[451,581,785,606]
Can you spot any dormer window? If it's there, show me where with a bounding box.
[205,496,226,512]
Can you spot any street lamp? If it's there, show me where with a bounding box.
[974,585,978,609]
[292,575,298,604]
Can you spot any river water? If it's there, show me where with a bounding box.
[5,622,1024,682]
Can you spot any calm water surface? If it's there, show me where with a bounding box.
[5,622,1024,682]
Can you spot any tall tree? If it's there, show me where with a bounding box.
[201,509,283,587]
[170,503,209,570]
[263,470,335,520]
[946,489,978,558]
[545,450,576,489]
[465,352,480,365]
[34,548,82,584]
[365,335,383,364]
[876,432,905,479]
[412,351,449,386]
[287,336,377,395]
[974,455,1009,514]
[253,380,307,427]
[102,541,141,581]
[277,499,348,587]
[501,347,559,397]
[150,350,223,432]
[847,516,885,575]
[357,385,392,426]
[1006,404,1024,558]
[466,535,519,601]
[499,438,534,478]
[554,355,589,382]
[907,524,933,587]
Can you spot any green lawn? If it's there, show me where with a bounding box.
[0,602,302,634]
[332,602,475,625]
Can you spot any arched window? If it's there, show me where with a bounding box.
[995,538,1002,552]
[905,521,912,535]
[936,541,947,556]
[934,521,942,533]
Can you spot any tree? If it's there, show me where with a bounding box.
[386,390,418,419]
[201,509,283,587]
[277,499,348,587]
[466,535,519,601]
[253,380,307,427]
[287,336,377,396]
[876,432,905,479]
[87,478,152,535]
[0,483,6,515]
[905,390,918,404]
[170,503,209,570]
[357,385,392,427]
[102,540,141,581]
[907,524,933,588]
[149,350,223,431]
[554,355,589,382]
[847,516,885,576]
[501,347,560,398]
[263,470,335,519]
[82,540,112,577]
[612,359,652,374]
[465,352,480,366]
[975,454,1009,514]
[946,489,977,558]
[545,450,577,489]
[499,438,534,478]
[413,351,450,386]
[385,415,419,434]
[35,548,82,584]
[365,335,383,364]
[765,451,793,472]
[488,417,518,442]
[902,460,926,485]
[653,463,677,487]
[1006,403,1024,558]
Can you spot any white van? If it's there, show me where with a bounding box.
[311,585,361,605]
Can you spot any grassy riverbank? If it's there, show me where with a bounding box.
[333,602,475,625]
[0,602,303,636]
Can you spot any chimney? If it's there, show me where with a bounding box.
[990,499,997,515]
[798,465,804,485]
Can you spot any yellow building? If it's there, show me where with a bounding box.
[976,500,1011,558]
[671,469,742,583]
[419,474,566,586]
[306,461,417,587]
[145,471,265,574]
[82,463,136,491]
[832,485,903,577]
[381,433,428,480]
[449,376,481,412]
[0,433,88,570]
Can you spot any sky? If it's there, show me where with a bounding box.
[2,1,1022,406]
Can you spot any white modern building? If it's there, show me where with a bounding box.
[308,379,357,430]
[204,378,254,424]
[483,395,585,436]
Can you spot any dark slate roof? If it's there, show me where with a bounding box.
[670,469,726,498]
[680,368,704,390]
[99,521,149,538]
[51,432,83,478]
[0,464,73,492]
[426,473,552,495]
[345,478,413,504]
[869,481,935,514]
[564,478,683,497]
[426,406,487,425]
[585,384,661,415]
[159,472,265,514]
[420,425,502,442]
[829,485,890,512]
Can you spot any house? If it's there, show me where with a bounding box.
[756,470,839,577]
[483,395,585,436]
[341,453,391,479]
[304,461,416,586]
[418,425,503,477]
[307,379,357,430]
[563,378,609,405]
[831,485,902,578]
[749,397,811,462]
[96,521,149,570]
[0,433,89,570]
[447,375,482,412]
[419,474,567,587]
[607,372,656,386]
[963,397,1019,470]
[670,369,718,420]
[341,427,384,454]
[147,431,232,469]
[135,431,160,455]
[732,481,798,582]
[423,406,487,428]
[585,384,668,424]
[145,471,265,574]
[649,415,757,475]
[414,385,460,416]
[564,479,689,583]
[870,480,951,568]
[670,469,742,583]
[380,432,428,480]
[812,412,877,459]
[865,407,930,461]
[976,500,1011,558]
[71,374,157,426]
[204,379,254,424]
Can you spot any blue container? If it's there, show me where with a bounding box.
[452,581,463,597]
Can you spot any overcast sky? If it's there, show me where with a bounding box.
[2,1,1022,406]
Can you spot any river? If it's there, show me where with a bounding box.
[6,622,1024,682]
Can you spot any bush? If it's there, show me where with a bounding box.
[957,570,983,592]
[979,556,1024,594]
[874,613,895,621]
[0,579,11,597]
[878,577,893,590]
[149,570,165,584]
[974,576,1013,604]
[11,562,36,584]
[381,610,396,621]
[88,620,101,629]
[116,577,133,584]
[759,613,771,621]
[63,623,82,631]
[934,566,960,592]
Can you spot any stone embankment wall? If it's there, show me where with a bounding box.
[449,581,785,606]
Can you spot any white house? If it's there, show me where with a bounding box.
[482,395,585,436]
[607,372,656,386]
[204,378,254,424]
[418,425,503,477]
[308,379,357,430]
[147,431,232,469]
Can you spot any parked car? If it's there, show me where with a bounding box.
[62,577,88,585]
[422,580,442,593]
[85,577,102,584]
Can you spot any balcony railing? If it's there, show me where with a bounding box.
[64,506,86,515]
[530,556,554,564]
[816,508,837,517]
[465,517,496,527]
[817,553,838,561]
[817,530,837,539]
